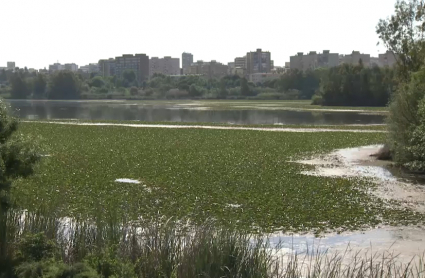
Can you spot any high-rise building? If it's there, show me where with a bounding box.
[246,49,272,74]
[189,60,228,79]
[64,63,78,71]
[290,50,339,71]
[182,52,193,74]
[49,63,64,73]
[379,51,398,67]
[149,56,180,77]
[114,54,149,81]
[341,51,370,67]
[99,58,116,77]
[234,57,246,69]
[7,62,15,70]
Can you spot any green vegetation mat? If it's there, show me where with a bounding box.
[13,122,420,234]
[24,119,388,131]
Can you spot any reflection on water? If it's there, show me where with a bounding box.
[7,100,385,125]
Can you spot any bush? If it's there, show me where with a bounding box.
[403,95,425,171]
[16,233,56,262]
[387,69,425,168]
[15,261,99,278]
[129,87,138,96]
[311,94,323,105]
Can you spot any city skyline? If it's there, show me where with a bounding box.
[2,0,395,69]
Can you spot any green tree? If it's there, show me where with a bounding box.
[90,76,105,88]
[0,70,6,83]
[10,72,29,99]
[48,71,81,99]
[218,79,228,99]
[376,0,425,81]
[0,100,40,261]
[122,70,137,87]
[240,78,251,96]
[33,74,47,99]
[377,0,425,171]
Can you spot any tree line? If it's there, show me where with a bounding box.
[1,64,396,104]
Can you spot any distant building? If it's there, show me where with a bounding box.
[182,52,193,74]
[227,62,235,75]
[149,56,180,77]
[189,60,228,79]
[246,49,272,75]
[7,62,15,70]
[79,63,99,74]
[99,58,116,77]
[379,51,398,67]
[290,50,339,71]
[370,57,381,67]
[64,63,78,71]
[234,57,246,69]
[285,62,290,69]
[38,68,49,75]
[100,54,149,81]
[249,73,281,84]
[49,63,64,73]
[341,51,370,67]
[232,67,245,77]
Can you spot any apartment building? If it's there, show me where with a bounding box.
[290,50,339,71]
[189,60,228,79]
[379,51,398,67]
[49,63,64,73]
[7,62,15,70]
[64,63,78,71]
[114,54,149,81]
[234,56,246,69]
[227,62,235,75]
[149,56,180,77]
[99,58,116,77]
[341,51,370,66]
[246,49,272,75]
[182,52,193,74]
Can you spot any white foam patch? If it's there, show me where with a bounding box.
[226,203,242,208]
[115,178,141,184]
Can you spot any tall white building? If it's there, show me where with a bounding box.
[149,56,180,77]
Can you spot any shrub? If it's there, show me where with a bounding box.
[312,94,323,105]
[16,233,56,262]
[129,87,138,96]
[387,69,425,168]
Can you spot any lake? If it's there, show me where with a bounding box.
[6,100,386,125]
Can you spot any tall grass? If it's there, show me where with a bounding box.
[2,209,425,277]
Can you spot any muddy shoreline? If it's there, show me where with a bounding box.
[287,145,425,262]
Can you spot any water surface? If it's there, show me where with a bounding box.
[7,100,385,125]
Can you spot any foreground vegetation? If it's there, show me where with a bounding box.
[376,0,425,173]
[11,122,420,234]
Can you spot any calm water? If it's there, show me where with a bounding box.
[7,100,385,125]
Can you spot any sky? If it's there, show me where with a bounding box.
[1,0,396,69]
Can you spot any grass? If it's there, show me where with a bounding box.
[11,122,422,235]
[2,210,425,278]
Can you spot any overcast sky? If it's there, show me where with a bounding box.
[1,0,396,69]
